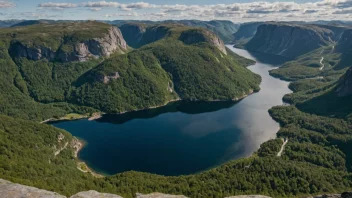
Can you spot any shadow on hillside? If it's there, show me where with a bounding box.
[297,90,352,118]
[335,52,352,70]
[96,100,238,125]
[247,50,290,66]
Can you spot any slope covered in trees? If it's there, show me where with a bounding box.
[1,21,352,198]
[0,21,260,120]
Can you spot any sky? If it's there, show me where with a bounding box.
[1,0,352,22]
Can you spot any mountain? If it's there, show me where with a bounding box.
[114,20,239,44]
[11,20,56,27]
[1,20,352,198]
[118,23,167,48]
[9,22,127,62]
[73,24,260,113]
[270,27,352,118]
[0,20,24,28]
[245,22,334,58]
[233,22,263,45]
[165,20,239,43]
[0,21,260,120]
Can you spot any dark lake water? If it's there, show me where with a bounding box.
[53,46,291,176]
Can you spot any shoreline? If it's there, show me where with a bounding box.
[53,90,258,178]
[65,89,258,178]
[73,138,105,178]
[40,89,257,124]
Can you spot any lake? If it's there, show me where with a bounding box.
[53,46,291,176]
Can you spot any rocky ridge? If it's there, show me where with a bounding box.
[0,179,266,198]
[1,179,351,198]
[9,26,127,62]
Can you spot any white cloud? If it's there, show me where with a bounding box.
[125,2,156,9]
[105,12,139,17]
[0,0,14,8]
[38,2,77,9]
[25,0,352,22]
[82,1,120,8]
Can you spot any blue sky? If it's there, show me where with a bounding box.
[0,0,351,21]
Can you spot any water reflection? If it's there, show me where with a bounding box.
[53,46,291,176]
[97,101,237,124]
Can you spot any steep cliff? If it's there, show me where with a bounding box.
[118,23,147,48]
[8,21,127,62]
[73,24,260,113]
[245,23,333,58]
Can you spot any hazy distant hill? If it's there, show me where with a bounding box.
[245,22,334,58]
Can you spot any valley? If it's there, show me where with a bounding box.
[51,46,291,176]
[0,18,352,198]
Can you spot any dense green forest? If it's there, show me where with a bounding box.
[0,22,260,120]
[1,21,352,198]
[1,110,352,198]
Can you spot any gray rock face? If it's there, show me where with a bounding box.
[71,190,123,198]
[96,72,120,84]
[2,178,351,198]
[9,26,127,62]
[0,179,65,198]
[136,193,188,198]
[225,196,272,198]
[307,192,352,198]
[179,29,227,54]
[245,22,333,58]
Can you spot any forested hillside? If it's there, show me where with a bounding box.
[0,21,260,121]
[1,20,352,198]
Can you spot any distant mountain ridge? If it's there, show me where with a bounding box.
[245,22,335,58]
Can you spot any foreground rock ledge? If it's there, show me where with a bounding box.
[1,178,352,198]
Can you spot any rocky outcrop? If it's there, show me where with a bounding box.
[0,179,65,198]
[9,26,127,62]
[306,192,352,198]
[225,196,271,198]
[336,67,352,97]
[179,29,227,54]
[136,193,187,198]
[71,191,122,198]
[95,72,120,84]
[245,22,333,58]
[1,179,351,198]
